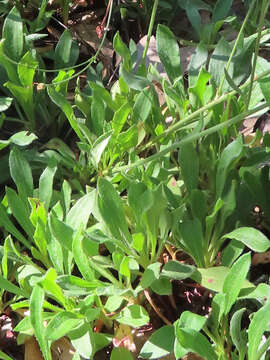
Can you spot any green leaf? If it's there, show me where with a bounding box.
[47,85,84,142]
[133,88,152,123]
[3,6,23,61]
[39,165,57,211]
[113,31,131,71]
[120,65,151,91]
[117,305,149,328]
[178,142,199,193]
[90,94,105,136]
[5,82,34,124]
[140,262,161,288]
[110,347,133,360]
[192,266,254,293]
[248,301,270,360]
[10,131,37,146]
[216,137,243,198]
[30,285,51,360]
[40,268,67,308]
[209,37,232,92]
[9,146,33,199]
[105,295,124,312]
[179,219,205,267]
[91,132,112,167]
[139,326,174,359]
[0,351,13,360]
[18,51,37,88]
[177,328,217,360]
[55,29,79,69]
[213,0,233,22]
[98,178,131,243]
[189,43,208,87]
[0,97,12,112]
[128,182,153,223]
[161,261,196,280]
[223,253,251,315]
[0,40,19,84]
[45,312,81,342]
[223,227,270,253]
[112,102,131,136]
[189,67,211,107]
[0,203,31,249]
[177,311,206,331]
[49,214,74,252]
[151,277,172,295]
[174,311,207,358]
[230,308,247,357]
[156,24,182,83]
[73,226,95,281]
[57,275,102,296]
[70,323,94,359]
[190,189,207,223]
[221,239,245,267]
[0,274,26,297]
[66,190,95,230]
[89,82,118,112]
[186,4,201,36]
[6,187,34,238]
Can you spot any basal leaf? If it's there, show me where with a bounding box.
[176,328,217,360]
[9,146,33,199]
[156,24,182,83]
[3,6,23,61]
[139,326,174,359]
[223,227,270,253]
[110,347,133,360]
[248,301,270,360]
[45,312,81,342]
[55,29,79,69]
[30,285,51,360]
[223,253,251,315]
[98,178,131,243]
[117,305,149,328]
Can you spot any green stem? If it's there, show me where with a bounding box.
[142,0,159,62]
[104,102,267,175]
[217,0,257,96]
[247,0,270,109]
[139,67,270,152]
[88,258,121,287]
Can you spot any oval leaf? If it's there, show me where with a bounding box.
[224,227,270,253]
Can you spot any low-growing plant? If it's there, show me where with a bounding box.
[139,252,270,360]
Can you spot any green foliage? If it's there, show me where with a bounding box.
[1,3,270,360]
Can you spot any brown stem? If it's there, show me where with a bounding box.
[144,289,172,326]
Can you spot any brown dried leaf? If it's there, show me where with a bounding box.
[24,337,43,360]
[51,337,75,360]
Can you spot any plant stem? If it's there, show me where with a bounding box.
[144,289,172,325]
[142,0,159,62]
[105,102,267,175]
[246,0,270,109]
[140,67,270,152]
[217,0,257,96]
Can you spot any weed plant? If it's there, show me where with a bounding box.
[0,0,270,359]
